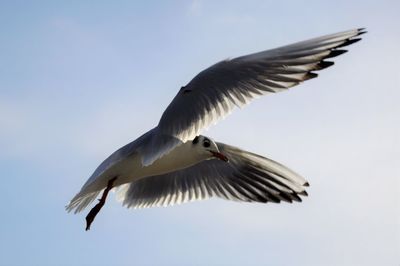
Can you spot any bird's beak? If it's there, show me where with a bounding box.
[210,151,229,162]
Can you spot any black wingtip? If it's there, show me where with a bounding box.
[357,28,367,35]
[303,182,310,187]
[316,61,334,70]
[279,192,294,203]
[299,190,308,197]
[326,49,348,58]
[303,72,318,81]
[337,38,362,48]
[292,193,302,202]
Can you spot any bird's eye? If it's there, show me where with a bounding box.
[203,139,210,148]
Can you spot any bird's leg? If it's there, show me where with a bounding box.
[85,177,117,231]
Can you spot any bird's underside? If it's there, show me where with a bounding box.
[74,140,310,231]
[66,28,365,230]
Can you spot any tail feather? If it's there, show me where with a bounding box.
[65,191,100,214]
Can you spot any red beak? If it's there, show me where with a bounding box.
[210,151,229,162]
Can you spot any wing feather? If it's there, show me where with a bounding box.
[158,28,365,144]
[118,141,309,209]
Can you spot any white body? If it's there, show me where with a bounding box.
[80,136,216,194]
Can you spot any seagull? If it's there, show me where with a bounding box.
[66,28,365,230]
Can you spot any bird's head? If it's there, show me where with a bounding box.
[191,135,229,162]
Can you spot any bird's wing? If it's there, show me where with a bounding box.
[66,128,183,213]
[117,142,309,209]
[157,28,365,144]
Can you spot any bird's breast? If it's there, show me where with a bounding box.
[115,144,203,186]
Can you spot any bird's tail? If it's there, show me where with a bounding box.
[65,190,100,214]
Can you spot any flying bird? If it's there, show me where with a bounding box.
[66,28,365,230]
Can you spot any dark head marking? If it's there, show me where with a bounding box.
[192,136,199,144]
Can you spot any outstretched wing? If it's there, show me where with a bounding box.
[117,142,309,209]
[158,28,366,143]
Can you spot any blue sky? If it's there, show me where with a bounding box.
[0,1,399,265]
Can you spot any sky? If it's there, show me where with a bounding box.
[0,0,399,265]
